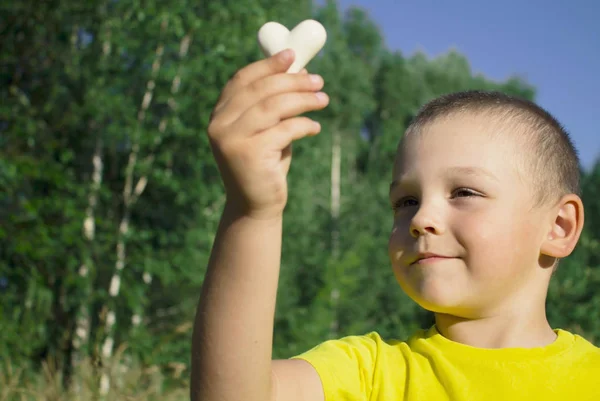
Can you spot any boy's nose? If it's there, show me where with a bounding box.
[409,206,444,238]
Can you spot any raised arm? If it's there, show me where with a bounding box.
[191,50,328,401]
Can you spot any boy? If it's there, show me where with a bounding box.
[192,49,600,401]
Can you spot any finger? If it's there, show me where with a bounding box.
[280,143,293,173]
[299,68,308,74]
[218,72,324,126]
[218,49,296,108]
[259,117,322,149]
[232,91,329,136]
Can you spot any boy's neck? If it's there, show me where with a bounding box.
[434,311,557,349]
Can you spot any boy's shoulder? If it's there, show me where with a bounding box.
[569,330,600,360]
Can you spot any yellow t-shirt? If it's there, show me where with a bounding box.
[292,326,600,401]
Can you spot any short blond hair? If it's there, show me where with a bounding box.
[405,90,581,206]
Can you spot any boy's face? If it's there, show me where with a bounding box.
[388,113,552,318]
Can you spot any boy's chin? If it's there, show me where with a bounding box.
[397,279,472,316]
[412,292,489,320]
[414,296,466,315]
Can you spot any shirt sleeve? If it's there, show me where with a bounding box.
[290,332,381,401]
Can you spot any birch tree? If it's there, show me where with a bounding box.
[312,1,378,338]
[98,14,170,395]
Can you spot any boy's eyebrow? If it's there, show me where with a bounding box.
[445,166,500,182]
[389,166,499,192]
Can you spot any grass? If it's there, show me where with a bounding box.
[0,350,189,401]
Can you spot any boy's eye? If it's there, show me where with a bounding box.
[392,188,481,210]
[392,197,418,210]
[452,188,480,198]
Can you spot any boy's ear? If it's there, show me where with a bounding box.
[540,194,585,258]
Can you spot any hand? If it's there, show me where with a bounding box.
[207,49,329,220]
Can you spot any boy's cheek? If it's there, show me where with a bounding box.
[460,216,531,270]
[455,209,513,241]
[387,227,405,263]
[387,224,415,266]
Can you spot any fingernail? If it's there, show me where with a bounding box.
[312,121,321,131]
[316,92,328,102]
[279,49,293,61]
[309,74,323,85]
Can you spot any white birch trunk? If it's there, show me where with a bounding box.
[71,27,109,379]
[329,129,342,338]
[73,136,103,355]
[99,18,168,396]
[130,33,192,329]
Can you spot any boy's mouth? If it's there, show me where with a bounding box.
[410,252,455,265]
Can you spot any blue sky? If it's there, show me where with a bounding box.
[336,0,600,170]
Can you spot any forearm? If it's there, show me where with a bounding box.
[191,201,282,401]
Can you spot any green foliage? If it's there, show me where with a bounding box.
[1,0,598,395]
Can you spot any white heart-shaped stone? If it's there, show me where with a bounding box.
[258,19,327,73]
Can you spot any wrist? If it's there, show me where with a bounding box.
[223,199,285,223]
